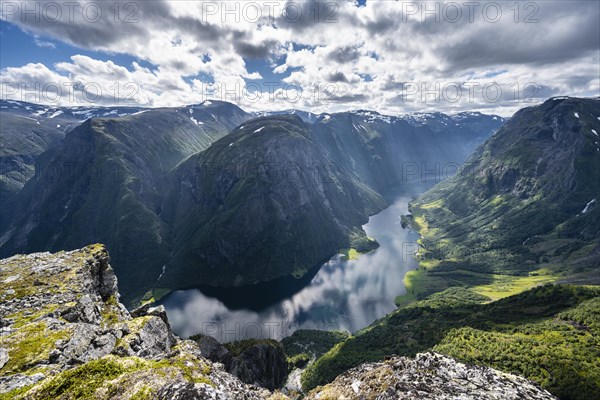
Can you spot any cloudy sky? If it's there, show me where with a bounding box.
[1,0,599,116]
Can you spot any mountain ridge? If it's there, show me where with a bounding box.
[160,114,386,290]
[408,96,600,295]
[0,100,505,306]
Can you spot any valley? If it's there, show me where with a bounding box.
[2,2,598,398]
[0,100,504,308]
[160,187,431,341]
[1,97,598,400]
[402,97,600,304]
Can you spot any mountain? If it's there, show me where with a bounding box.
[311,110,505,191]
[407,97,600,301]
[0,101,504,306]
[0,100,150,228]
[159,115,386,290]
[0,102,250,305]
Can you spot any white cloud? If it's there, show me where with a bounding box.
[1,0,599,115]
[33,36,55,48]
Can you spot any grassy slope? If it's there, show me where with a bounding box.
[396,196,563,306]
[301,284,600,400]
[395,98,600,305]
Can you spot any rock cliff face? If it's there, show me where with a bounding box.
[194,335,288,390]
[0,245,283,399]
[305,352,557,400]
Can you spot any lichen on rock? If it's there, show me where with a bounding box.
[304,352,557,400]
[0,245,286,399]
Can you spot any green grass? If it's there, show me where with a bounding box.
[0,322,71,374]
[400,264,560,304]
[340,248,363,261]
[394,267,431,306]
[14,352,215,399]
[139,288,172,306]
[469,268,558,301]
[32,357,130,399]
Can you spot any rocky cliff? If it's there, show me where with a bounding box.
[0,245,284,399]
[194,335,288,390]
[305,352,557,400]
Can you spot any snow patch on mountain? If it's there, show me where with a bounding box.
[580,199,596,215]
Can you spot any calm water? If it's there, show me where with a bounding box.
[160,188,425,342]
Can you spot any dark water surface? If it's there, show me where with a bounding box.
[160,188,426,341]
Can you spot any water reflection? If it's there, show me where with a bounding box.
[161,194,420,341]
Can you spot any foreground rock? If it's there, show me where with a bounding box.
[305,352,557,400]
[0,245,285,399]
[194,335,288,390]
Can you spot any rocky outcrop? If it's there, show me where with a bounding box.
[0,245,285,399]
[193,335,288,391]
[195,334,230,361]
[226,343,288,391]
[305,352,557,400]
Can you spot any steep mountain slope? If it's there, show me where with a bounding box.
[0,102,250,305]
[407,97,600,301]
[310,110,505,191]
[159,115,386,290]
[0,113,64,224]
[0,100,156,226]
